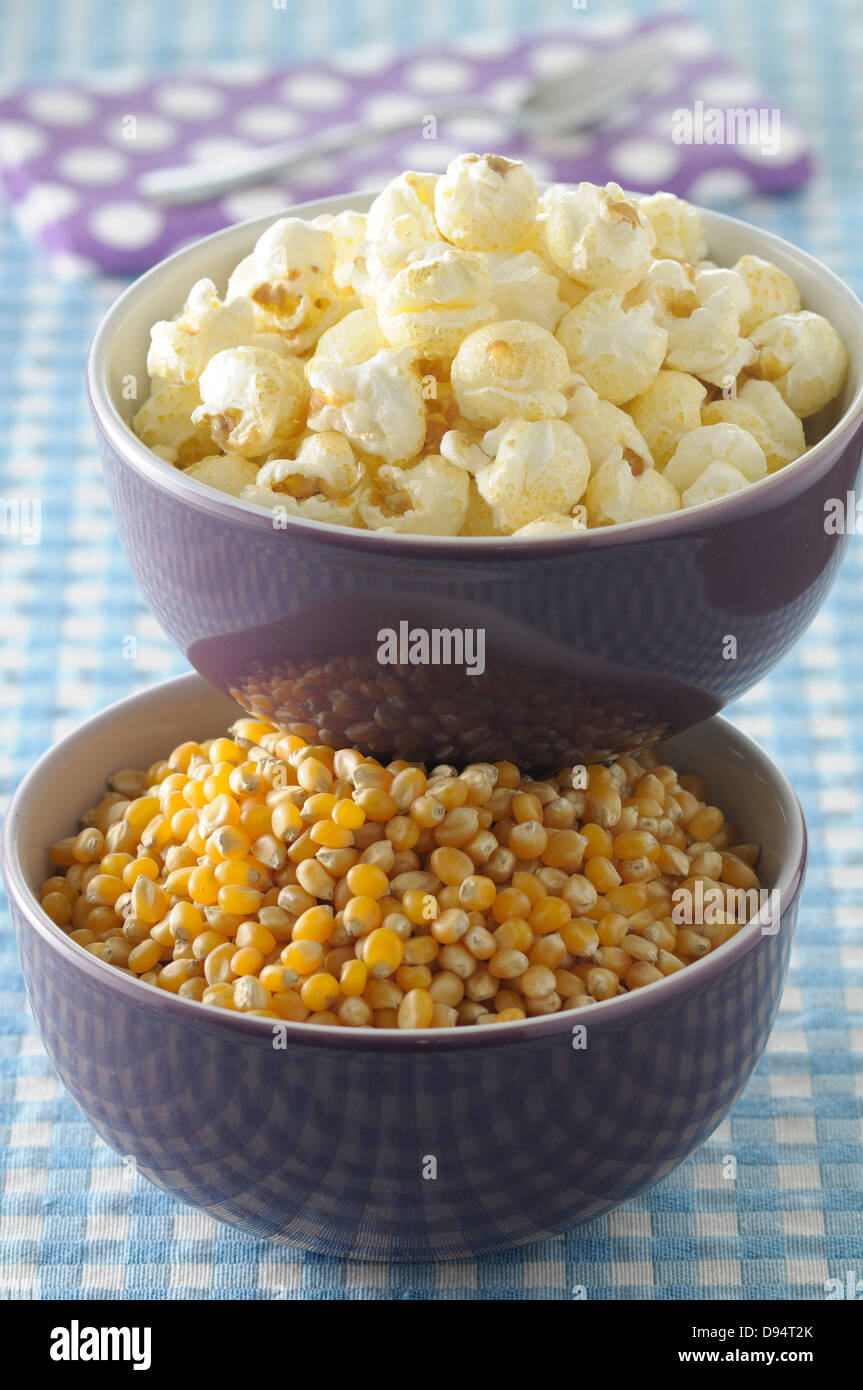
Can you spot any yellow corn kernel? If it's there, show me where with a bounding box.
[40,891,72,926]
[309,819,353,849]
[339,958,367,996]
[229,946,263,977]
[363,927,404,978]
[192,929,228,961]
[202,983,236,1010]
[560,918,599,957]
[157,960,200,993]
[124,796,161,834]
[204,941,236,986]
[343,895,382,937]
[493,917,533,953]
[584,856,622,893]
[84,873,125,907]
[187,865,218,906]
[292,905,335,944]
[355,788,398,822]
[397,987,434,1029]
[217,885,262,916]
[346,862,389,900]
[300,972,340,1012]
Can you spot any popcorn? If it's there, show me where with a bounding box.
[359,455,469,535]
[680,460,751,509]
[313,308,388,365]
[749,310,848,417]
[701,378,806,472]
[484,250,567,332]
[733,254,801,336]
[227,217,340,353]
[469,419,591,532]
[556,290,667,405]
[544,182,656,294]
[585,454,681,526]
[626,370,707,468]
[182,454,259,498]
[146,279,255,385]
[306,346,426,465]
[450,320,571,428]
[312,209,367,292]
[663,423,767,494]
[134,161,848,538]
[637,191,707,264]
[191,347,307,457]
[365,171,439,243]
[131,381,214,464]
[512,508,588,537]
[565,375,653,476]
[242,432,364,525]
[434,153,537,252]
[377,243,497,359]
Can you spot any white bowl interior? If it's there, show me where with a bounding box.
[10,674,801,902]
[102,192,863,447]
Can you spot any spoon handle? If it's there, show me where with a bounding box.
[139,98,487,207]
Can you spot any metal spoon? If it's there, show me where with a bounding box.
[140,36,667,207]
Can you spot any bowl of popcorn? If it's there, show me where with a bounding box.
[4,671,805,1257]
[88,155,863,769]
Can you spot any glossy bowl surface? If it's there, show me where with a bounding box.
[4,674,806,1259]
[88,194,863,770]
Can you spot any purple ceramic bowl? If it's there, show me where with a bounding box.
[4,673,805,1259]
[87,194,863,771]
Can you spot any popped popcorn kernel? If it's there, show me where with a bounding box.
[556,289,667,405]
[701,378,806,473]
[512,507,588,537]
[313,308,388,365]
[227,217,340,354]
[191,346,308,457]
[663,423,767,494]
[663,269,748,379]
[243,431,364,526]
[544,182,656,294]
[359,455,469,535]
[366,170,440,243]
[565,375,654,476]
[733,254,802,336]
[451,319,571,428]
[637,191,707,265]
[586,453,681,526]
[626,370,707,469]
[472,419,591,531]
[306,346,426,466]
[749,310,848,418]
[680,459,750,509]
[147,278,255,386]
[377,243,497,360]
[183,454,260,498]
[484,249,567,332]
[132,380,213,465]
[434,153,538,252]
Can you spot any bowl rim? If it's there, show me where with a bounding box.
[87,188,863,557]
[3,672,806,1053]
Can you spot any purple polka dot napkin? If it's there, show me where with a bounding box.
[0,12,812,279]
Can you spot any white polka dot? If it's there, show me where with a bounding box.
[16,182,79,232]
[363,92,425,124]
[484,76,532,109]
[155,82,225,120]
[697,75,763,108]
[402,58,474,95]
[664,24,715,57]
[687,168,756,204]
[527,42,589,78]
[90,201,165,249]
[235,106,304,141]
[220,184,289,223]
[328,44,392,75]
[0,120,46,167]
[279,72,350,110]
[444,114,508,146]
[106,112,177,151]
[25,88,96,127]
[608,138,681,184]
[57,145,128,185]
[455,31,515,59]
[211,61,269,86]
[398,139,463,172]
[738,120,807,166]
[50,251,97,281]
[596,101,643,133]
[186,136,252,165]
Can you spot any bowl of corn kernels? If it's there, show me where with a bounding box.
[89,156,863,772]
[4,671,805,1257]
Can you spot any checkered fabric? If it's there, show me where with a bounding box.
[1,0,861,1300]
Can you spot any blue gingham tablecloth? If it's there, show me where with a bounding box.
[1,0,861,1300]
